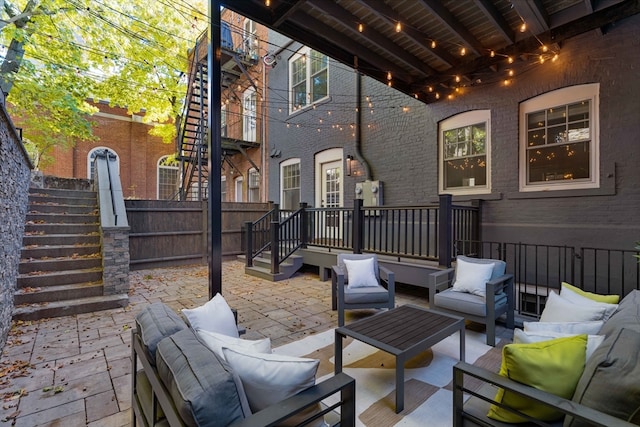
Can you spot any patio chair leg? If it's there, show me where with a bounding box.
[486,321,496,347]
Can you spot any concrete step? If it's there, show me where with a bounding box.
[21,244,101,259]
[14,282,104,305]
[19,256,102,274]
[29,187,97,201]
[244,265,289,282]
[12,294,129,321]
[239,253,303,281]
[26,212,99,225]
[22,234,100,246]
[18,267,103,288]
[28,203,98,215]
[24,223,100,235]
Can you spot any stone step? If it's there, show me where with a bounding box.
[28,203,98,215]
[12,294,129,321]
[24,223,100,235]
[21,244,101,259]
[243,264,289,282]
[22,234,100,246]
[19,256,102,274]
[29,187,96,200]
[14,282,104,305]
[26,212,99,225]
[18,267,103,288]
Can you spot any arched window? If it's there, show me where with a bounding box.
[88,147,119,180]
[157,156,179,200]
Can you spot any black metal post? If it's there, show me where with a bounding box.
[439,194,453,267]
[208,1,222,299]
[353,199,363,254]
[300,202,308,248]
[245,221,254,267]
[270,221,280,274]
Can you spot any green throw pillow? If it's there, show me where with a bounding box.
[487,335,587,423]
[561,282,620,304]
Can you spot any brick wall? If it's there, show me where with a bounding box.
[267,14,640,251]
[0,93,31,351]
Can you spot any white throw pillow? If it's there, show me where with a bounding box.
[182,293,239,338]
[197,329,271,360]
[513,328,605,360]
[523,320,604,335]
[539,291,608,323]
[451,257,495,297]
[560,283,618,321]
[222,347,319,412]
[344,257,379,289]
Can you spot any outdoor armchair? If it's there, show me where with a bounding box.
[332,253,395,327]
[428,256,514,346]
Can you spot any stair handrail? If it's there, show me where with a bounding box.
[273,205,306,271]
[245,206,280,267]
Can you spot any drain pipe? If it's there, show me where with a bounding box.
[355,72,372,181]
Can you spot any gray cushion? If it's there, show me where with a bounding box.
[344,284,389,304]
[155,329,250,427]
[598,289,640,337]
[565,327,640,427]
[434,289,507,317]
[456,255,507,283]
[135,303,187,363]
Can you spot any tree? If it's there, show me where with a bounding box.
[0,0,207,168]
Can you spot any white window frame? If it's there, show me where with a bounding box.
[248,168,260,202]
[234,176,244,202]
[439,110,491,196]
[243,88,257,142]
[519,84,600,192]
[87,146,119,180]
[221,176,227,201]
[288,47,329,113]
[243,18,258,60]
[157,155,179,200]
[280,158,301,210]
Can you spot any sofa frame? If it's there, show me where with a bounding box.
[452,361,636,427]
[131,328,357,427]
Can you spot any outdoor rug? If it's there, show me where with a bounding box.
[274,327,506,427]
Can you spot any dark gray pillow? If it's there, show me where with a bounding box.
[135,303,187,363]
[565,328,640,427]
[155,329,249,427]
[598,290,640,337]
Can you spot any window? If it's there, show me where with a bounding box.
[243,19,258,60]
[281,159,300,210]
[439,110,490,195]
[520,84,599,192]
[221,176,227,201]
[248,168,260,202]
[234,176,244,202]
[157,156,179,200]
[221,105,227,137]
[289,48,328,112]
[87,147,119,179]
[243,88,257,142]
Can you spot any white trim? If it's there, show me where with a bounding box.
[519,84,600,192]
[94,111,149,124]
[439,110,491,196]
[87,146,119,179]
[314,148,343,208]
[243,87,257,142]
[234,176,244,202]
[280,158,300,210]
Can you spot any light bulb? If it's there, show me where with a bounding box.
[395,22,402,32]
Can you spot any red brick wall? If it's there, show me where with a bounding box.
[39,102,175,199]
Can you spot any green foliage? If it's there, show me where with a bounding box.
[0,0,208,168]
[635,242,640,263]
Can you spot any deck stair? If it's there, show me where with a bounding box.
[240,251,304,281]
[14,187,128,320]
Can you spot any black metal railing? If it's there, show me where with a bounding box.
[245,207,279,266]
[306,207,354,250]
[455,240,640,317]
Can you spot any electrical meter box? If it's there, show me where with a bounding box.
[355,180,383,207]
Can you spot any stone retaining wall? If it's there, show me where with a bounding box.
[0,93,32,351]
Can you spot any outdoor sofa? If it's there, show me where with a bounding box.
[131,302,356,427]
[453,289,640,426]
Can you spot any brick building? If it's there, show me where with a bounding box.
[24,100,176,200]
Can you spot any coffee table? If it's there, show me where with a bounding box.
[334,304,465,413]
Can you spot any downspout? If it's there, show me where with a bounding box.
[261,61,267,202]
[355,72,372,181]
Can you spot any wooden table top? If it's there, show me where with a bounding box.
[336,304,464,353]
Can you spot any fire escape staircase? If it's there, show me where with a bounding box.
[177,25,261,201]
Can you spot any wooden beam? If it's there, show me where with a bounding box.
[511,0,549,35]
[473,0,516,45]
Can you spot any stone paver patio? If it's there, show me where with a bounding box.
[0,260,429,426]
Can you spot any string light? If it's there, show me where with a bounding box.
[455,75,461,83]
[430,40,436,49]
[395,21,402,32]
[460,47,466,56]
[508,69,514,77]
[490,50,495,58]
[265,0,270,6]
[507,56,514,64]
[358,23,364,33]
[519,22,527,33]
[542,45,548,52]
[552,54,559,62]
[387,71,392,80]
